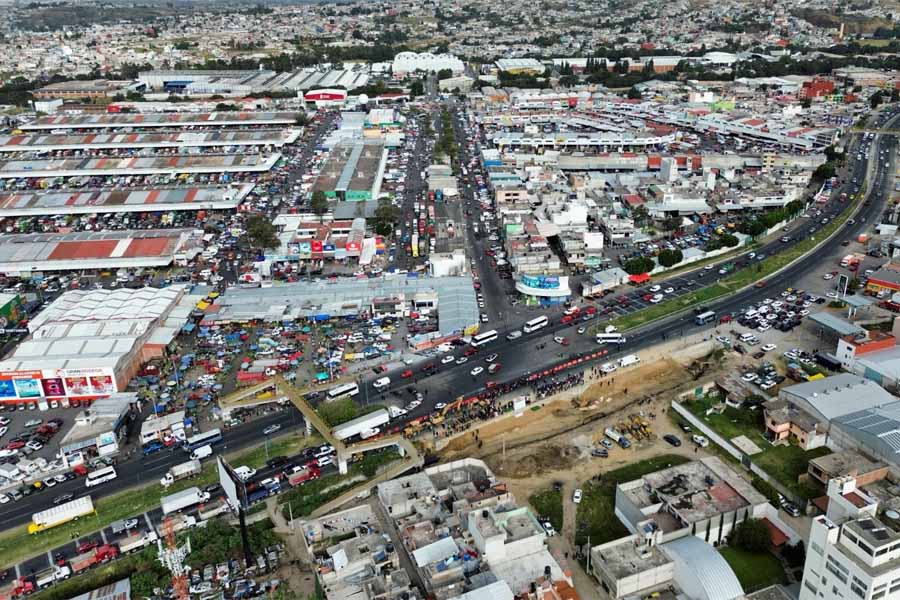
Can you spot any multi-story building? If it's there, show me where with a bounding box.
[800,476,900,600]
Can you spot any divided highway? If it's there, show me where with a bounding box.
[0,119,894,534]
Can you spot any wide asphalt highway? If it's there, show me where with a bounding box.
[0,116,893,532]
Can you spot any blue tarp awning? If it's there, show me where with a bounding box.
[182,323,196,333]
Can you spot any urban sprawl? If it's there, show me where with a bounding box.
[3,1,900,600]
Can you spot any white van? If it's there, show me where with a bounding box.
[618,354,641,368]
[739,333,756,343]
[190,444,213,460]
[600,362,618,374]
[373,377,391,390]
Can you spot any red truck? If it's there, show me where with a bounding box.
[70,544,119,574]
[288,467,320,487]
[0,577,35,600]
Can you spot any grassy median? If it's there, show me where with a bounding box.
[0,432,317,568]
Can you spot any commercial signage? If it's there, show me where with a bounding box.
[0,367,117,400]
[520,275,560,290]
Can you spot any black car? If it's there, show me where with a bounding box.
[663,434,682,447]
[203,483,222,495]
[266,455,289,469]
[591,448,609,458]
[53,493,74,505]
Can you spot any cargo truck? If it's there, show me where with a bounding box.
[161,487,210,515]
[332,408,390,441]
[28,496,95,534]
[166,514,199,534]
[70,544,119,574]
[35,565,70,589]
[604,427,631,449]
[119,531,159,554]
[159,459,202,488]
[288,466,320,487]
[0,577,35,600]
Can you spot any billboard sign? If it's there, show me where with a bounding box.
[838,274,850,298]
[520,275,560,290]
[0,367,117,400]
[217,456,246,511]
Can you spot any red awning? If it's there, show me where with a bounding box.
[629,273,651,284]
[761,518,790,547]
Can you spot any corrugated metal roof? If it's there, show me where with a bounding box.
[661,536,743,600]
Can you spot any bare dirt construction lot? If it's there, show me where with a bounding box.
[439,337,738,502]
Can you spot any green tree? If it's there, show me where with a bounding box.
[245,214,279,249]
[409,79,424,97]
[372,199,397,236]
[627,85,642,99]
[813,162,836,181]
[294,112,309,126]
[310,190,329,216]
[623,256,655,275]
[785,200,804,215]
[657,248,683,267]
[721,233,739,248]
[436,68,453,80]
[732,518,770,553]
[741,220,767,237]
[215,102,239,112]
[871,90,884,109]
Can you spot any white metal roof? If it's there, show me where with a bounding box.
[661,536,743,600]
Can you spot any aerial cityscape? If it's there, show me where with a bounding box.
[1,0,900,599]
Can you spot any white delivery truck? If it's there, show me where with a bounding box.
[617,354,641,368]
[120,531,159,554]
[161,487,211,515]
[159,459,202,487]
[332,408,390,441]
[28,496,95,534]
[35,565,70,589]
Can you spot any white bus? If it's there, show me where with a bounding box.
[327,382,360,400]
[470,330,499,348]
[182,428,223,452]
[85,466,118,488]
[523,316,549,333]
[596,332,626,345]
[694,310,716,325]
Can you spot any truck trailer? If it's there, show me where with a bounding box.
[159,459,202,487]
[161,487,210,515]
[28,496,95,534]
[332,408,390,441]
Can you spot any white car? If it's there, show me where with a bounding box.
[692,435,709,448]
[827,292,839,299]
[823,273,834,280]
[455,356,468,365]
[762,344,777,352]
[573,489,583,503]
[470,366,484,376]
[741,373,756,382]
[26,441,43,451]
[0,494,8,504]
[435,403,447,410]
[441,355,455,364]
[0,427,7,438]
[649,285,661,292]
[664,287,674,294]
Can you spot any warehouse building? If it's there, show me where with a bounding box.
[0,153,281,178]
[137,68,369,95]
[19,111,299,132]
[391,52,465,76]
[33,79,135,100]
[0,129,300,153]
[0,229,200,274]
[0,285,200,403]
[312,139,387,201]
[0,183,253,217]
